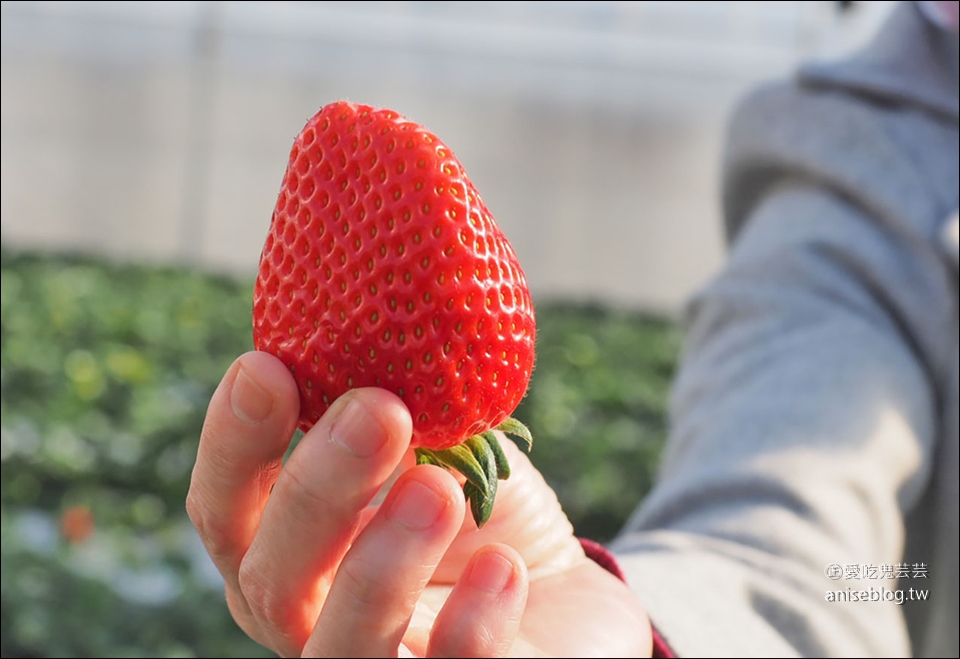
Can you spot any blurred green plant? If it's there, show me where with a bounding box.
[0,248,678,657]
[514,303,679,542]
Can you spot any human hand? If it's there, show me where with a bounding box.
[187,351,652,657]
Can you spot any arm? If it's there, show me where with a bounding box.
[611,180,945,656]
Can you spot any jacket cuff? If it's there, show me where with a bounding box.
[579,538,676,658]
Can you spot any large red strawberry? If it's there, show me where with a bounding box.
[253,101,535,525]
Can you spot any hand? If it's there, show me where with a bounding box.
[187,351,652,657]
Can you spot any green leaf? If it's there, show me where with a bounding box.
[416,445,488,493]
[481,431,511,479]
[415,450,440,467]
[494,417,533,452]
[465,435,499,488]
[463,479,495,528]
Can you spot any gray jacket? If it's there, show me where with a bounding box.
[611,3,958,657]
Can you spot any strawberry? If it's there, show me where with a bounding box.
[252,101,535,525]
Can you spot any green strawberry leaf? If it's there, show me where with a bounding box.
[466,434,499,493]
[494,417,533,453]
[463,479,495,528]
[481,431,511,480]
[415,445,488,494]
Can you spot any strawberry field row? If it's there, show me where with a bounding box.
[0,247,676,656]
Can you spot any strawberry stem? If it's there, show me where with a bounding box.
[413,416,532,527]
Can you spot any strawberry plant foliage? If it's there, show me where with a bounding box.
[253,101,536,525]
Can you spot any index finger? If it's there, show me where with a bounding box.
[186,350,300,588]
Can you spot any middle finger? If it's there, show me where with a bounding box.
[238,387,413,656]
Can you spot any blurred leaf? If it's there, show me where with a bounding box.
[0,247,679,656]
[515,301,679,542]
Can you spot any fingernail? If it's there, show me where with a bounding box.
[231,366,273,424]
[468,551,514,593]
[389,480,445,530]
[330,397,387,457]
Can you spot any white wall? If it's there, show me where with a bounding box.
[0,1,896,311]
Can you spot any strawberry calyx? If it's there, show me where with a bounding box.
[414,417,532,527]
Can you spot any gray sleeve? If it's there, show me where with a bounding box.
[609,182,942,657]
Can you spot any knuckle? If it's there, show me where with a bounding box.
[186,486,206,535]
[185,488,236,566]
[185,487,211,540]
[238,555,293,631]
[186,489,220,541]
[445,625,499,658]
[280,458,343,520]
[230,571,298,658]
[225,585,267,646]
[337,555,406,612]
